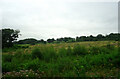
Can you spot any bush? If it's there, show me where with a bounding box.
[57,57,73,73]
[3,54,13,62]
[66,46,73,56]
[90,47,101,55]
[21,53,32,60]
[31,48,43,59]
[2,48,15,53]
[2,63,13,72]
[73,44,87,55]
[108,50,120,67]
[105,44,115,50]
[14,49,23,58]
[90,46,110,55]
[38,63,59,77]
[42,46,57,62]
[23,58,40,70]
[58,47,67,57]
[2,62,19,72]
[89,54,105,66]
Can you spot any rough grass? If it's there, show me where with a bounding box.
[2,41,120,77]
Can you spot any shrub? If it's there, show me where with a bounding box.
[2,62,19,72]
[106,44,115,50]
[3,54,13,62]
[90,47,101,54]
[23,58,40,70]
[73,44,87,55]
[90,46,110,55]
[31,48,43,59]
[21,53,32,60]
[42,46,57,62]
[108,50,120,67]
[14,49,23,58]
[2,48,15,53]
[57,57,73,73]
[58,47,67,57]
[89,54,105,66]
[2,62,13,72]
[73,57,87,77]
[66,46,73,56]
[38,63,59,77]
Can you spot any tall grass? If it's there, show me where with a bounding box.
[31,48,43,59]
[73,44,88,55]
[2,41,119,77]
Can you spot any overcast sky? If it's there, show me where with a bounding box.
[0,0,118,40]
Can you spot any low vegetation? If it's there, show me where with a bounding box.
[2,41,120,77]
[1,28,120,77]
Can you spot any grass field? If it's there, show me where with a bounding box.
[2,41,120,77]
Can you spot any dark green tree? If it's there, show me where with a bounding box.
[37,39,46,44]
[47,38,55,43]
[2,28,20,48]
[18,38,37,45]
[96,34,104,41]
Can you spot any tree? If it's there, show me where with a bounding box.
[96,34,104,41]
[18,38,37,45]
[47,38,55,43]
[2,28,20,48]
[37,39,46,44]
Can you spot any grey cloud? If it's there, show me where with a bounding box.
[0,0,118,40]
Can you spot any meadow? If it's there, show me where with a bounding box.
[2,41,120,77]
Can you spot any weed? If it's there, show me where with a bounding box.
[73,44,87,55]
[31,48,43,59]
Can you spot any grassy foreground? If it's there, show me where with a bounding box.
[2,41,120,77]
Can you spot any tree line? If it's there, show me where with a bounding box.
[1,28,120,48]
[17,33,120,44]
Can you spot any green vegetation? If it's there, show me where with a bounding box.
[2,41,120,77]
[31,48,43,59]
[73,44,88,55]
[1,28,120,78]
[1,28,20,48]
[17,33,120,44]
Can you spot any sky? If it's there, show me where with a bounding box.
[0,0,119,40]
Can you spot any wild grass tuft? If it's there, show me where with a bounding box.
[31,47,43,59]
[73,44,88,55]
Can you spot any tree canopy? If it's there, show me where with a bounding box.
[1,28,20,48]
[1,28,120,46]
[17,33,120,44]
